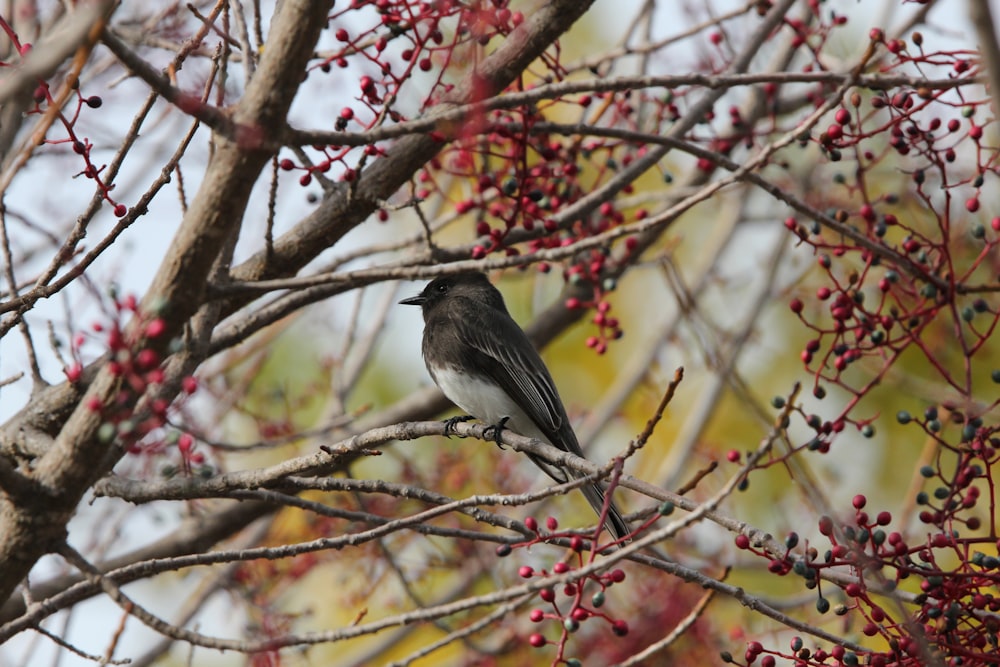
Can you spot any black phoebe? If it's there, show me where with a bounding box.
[400,272,629,540]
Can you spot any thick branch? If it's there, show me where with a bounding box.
[0,0,335,605]
[970,0,1000,116]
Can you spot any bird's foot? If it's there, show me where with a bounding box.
[443,415,475,437]
[483,416,510,449]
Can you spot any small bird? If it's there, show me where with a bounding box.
[400,271,629,540]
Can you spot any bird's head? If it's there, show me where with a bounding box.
[399,272,507,314]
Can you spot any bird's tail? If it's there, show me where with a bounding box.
[580,481,630,542]
[525,451,630,541]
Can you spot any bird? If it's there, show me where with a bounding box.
[400,271,629,541]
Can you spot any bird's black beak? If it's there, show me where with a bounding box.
[399,294,426,306]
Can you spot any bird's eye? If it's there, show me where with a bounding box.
[435,282,449,293]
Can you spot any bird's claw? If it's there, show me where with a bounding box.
[483,416,510,449]
[443,415,474,437]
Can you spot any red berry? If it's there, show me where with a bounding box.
[853,494,867,509]
[65,363,82,383]
[528,633,545,648]
[518,566,534,578]
[136,348,159,369]
[145,318,166,338]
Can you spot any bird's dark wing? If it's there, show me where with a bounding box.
[445,296,579,453]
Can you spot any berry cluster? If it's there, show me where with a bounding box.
[787,26,996,404]
[776,25,999,480]
[67,292,201,472]
[733,441,999,667]
[497,515,630,666]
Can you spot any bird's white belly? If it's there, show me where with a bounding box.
[432,367,547,442]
